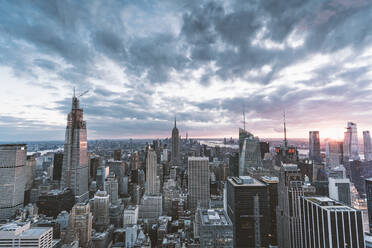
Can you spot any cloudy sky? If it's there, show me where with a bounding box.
[1,0,372,141]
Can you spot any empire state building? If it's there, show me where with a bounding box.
[61,94,89,202]
[171,118,180,166]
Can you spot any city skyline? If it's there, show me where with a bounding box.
[1,1,372,141]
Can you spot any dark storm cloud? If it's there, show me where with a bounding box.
[1,0,372,139]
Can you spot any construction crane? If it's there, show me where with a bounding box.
[73,87,89,98]
[79,90,89,97]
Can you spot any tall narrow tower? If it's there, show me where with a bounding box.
[61,94,89,202]
[344,122,359,161]
[145,149,160,194]
[363,131,372,161]
[309,131,321,163]
[171,117,180,166]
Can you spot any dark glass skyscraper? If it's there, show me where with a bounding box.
[276,164,315,248]
[226,176,270,248]
[367,178,372,233]
[171,118,180,166]
[61,95,89,202]
[309,131,321,163]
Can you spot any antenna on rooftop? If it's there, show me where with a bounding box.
[79,90,89,97]
[242,104,246,131]
[283,110,288,148]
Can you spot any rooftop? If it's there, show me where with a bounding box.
[261,176,279,183]
[282,163,299,171]
[199,209,231,226]
[20,227,51,237]
[0,144,27,147]
[188,156,209,161]
[304,196,355,210]
[229,176,265,186]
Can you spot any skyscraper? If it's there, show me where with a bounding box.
[0,144,27,219]
[344,122,359,161]
[260,176,279,246]
[65,202,93,248]
[92,190,110,232]
[328,177,351,206]
[325,139,343,168]
[299,196,365,248]
[309,131,321,163]
[364,131,372,161]
[239,134,262,176]
[171,118,180,166]
[145,149,160,194]
[113,149,121,161]
[104,172,119,204]
[61,94,89,202]
[188,157,210,209]
[226,176,270,248]
[53,152,63,181]
[276,164,315,248]
[366,178,372,233]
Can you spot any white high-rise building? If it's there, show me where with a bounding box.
[145,149,160,194]
[188,157,210,209]
[344,122,359,161]
[363,131,372,161]
[92,190,109,231]
[300,196,365,248]
[104,172,119,204]
[61,95,89,202]
[0,144,27,220]
[328,177,351,206]
[325,139,343,168]
[123,205,139,227]
[0,222,52,248]
[139,194,162,220]
[161,148,168,162]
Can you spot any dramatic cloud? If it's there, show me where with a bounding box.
[1,0,372,141]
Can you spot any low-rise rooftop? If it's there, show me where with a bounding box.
[229,176,265,186]
[199,209,232,226]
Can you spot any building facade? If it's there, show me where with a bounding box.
[104,172,119,204]
[344,122,359,161]
[261,176,279,246]
[276,164,315,248]
[366,178,372,234]
[299,196,365,248]
[0,222,52,248]
[123,205,139,227]
[65,202,93,248]
[92,190,110,232]
[328,177,351,206]
[0,144,27,220]
[171,118,180,166]
[226,176,270,248]
[145,149,160,194]
[309,131,321,163]
[325,139,343,168]
[196,209,233,247]
[188,157,210,209]
[364,131,372,161]
[61,95,89,202]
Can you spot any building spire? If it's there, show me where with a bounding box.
[243,111,246,131]
[174,116,177,128]
[283,110,288,148]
